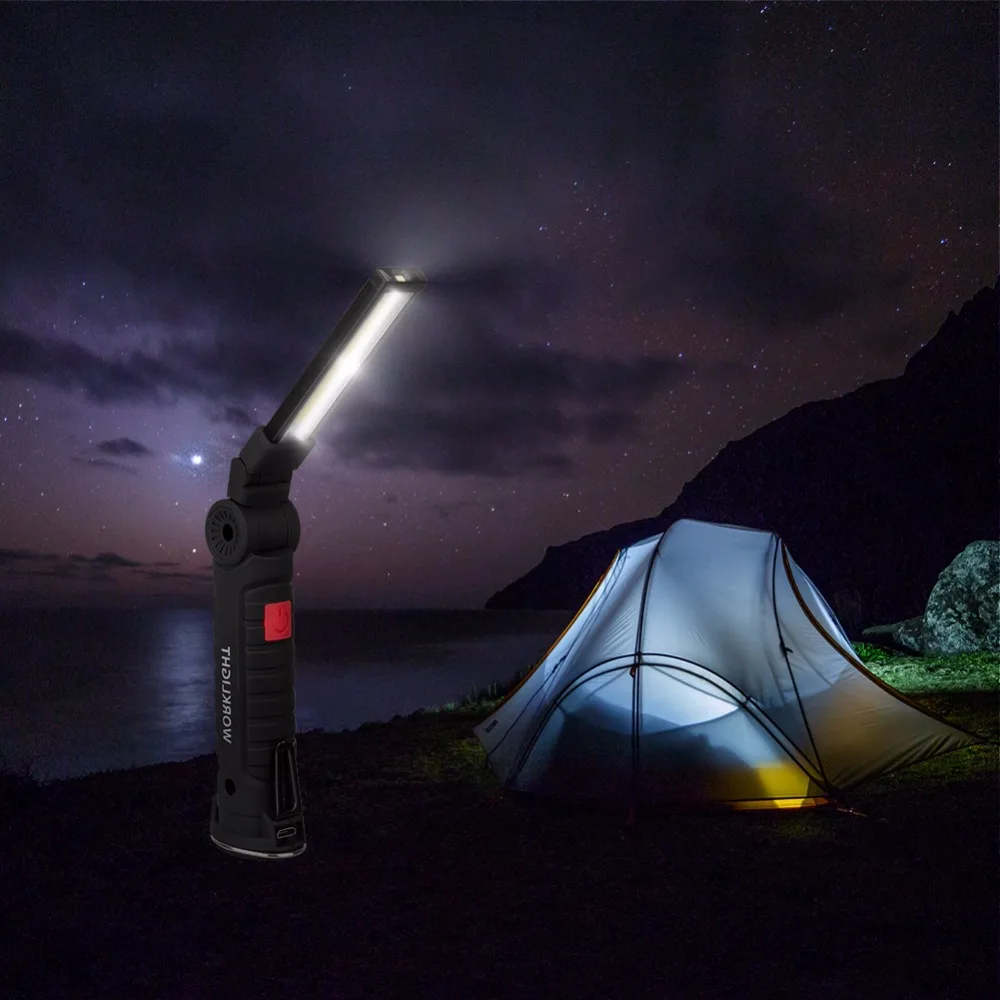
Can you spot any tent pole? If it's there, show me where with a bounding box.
[771,537,834,796]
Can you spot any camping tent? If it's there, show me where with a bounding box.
[474,519,978,810]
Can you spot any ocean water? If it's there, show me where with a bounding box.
[0,608,571,781]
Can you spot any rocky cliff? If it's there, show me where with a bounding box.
[486,280,999,634]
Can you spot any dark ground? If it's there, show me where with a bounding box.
[3,691,997,1000]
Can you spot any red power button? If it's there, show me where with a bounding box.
[263,600,292,642]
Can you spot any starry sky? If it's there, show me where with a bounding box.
[0,2,996,609]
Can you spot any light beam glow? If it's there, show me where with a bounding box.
[283,286,416,442]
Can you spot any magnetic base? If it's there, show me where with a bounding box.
[210,833,306,860]
[210,793,306,860]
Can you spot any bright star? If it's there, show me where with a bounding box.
[191,454,203,466]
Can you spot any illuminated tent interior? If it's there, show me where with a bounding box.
[475,519,978,810]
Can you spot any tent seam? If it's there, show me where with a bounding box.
[771,537,832,792]
[630,531,670,809]
[484,553,623,754]
[491,551,629,772]
[779,542,989,744]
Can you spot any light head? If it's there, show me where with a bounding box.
[265,268,427,447]
[225,268,426,507]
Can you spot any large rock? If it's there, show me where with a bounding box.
[488,280,1000,630]
[923,541,1000,654]
[861,616,925,654]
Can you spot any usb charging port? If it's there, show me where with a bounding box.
[276,826,297,840]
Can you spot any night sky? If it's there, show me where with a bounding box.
[1,2,995,609]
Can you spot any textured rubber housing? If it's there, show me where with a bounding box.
[206,499,306,858]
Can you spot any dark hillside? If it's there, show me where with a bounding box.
[488,280,999,632]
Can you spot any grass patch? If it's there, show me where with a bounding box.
[424,667,527,713]
[853,640,900,662]
[862,650,999,693]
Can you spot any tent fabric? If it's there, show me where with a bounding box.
[474,519,978,809]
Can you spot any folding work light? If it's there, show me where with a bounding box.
[204,267,426,859]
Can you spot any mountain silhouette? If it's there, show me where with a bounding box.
[486,279,999,635]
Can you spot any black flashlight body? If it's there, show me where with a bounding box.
[206,496,306,858]
[204,268,425,861]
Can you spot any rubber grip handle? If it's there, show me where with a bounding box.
[210,546,305,857]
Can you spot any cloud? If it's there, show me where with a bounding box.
[216,405,257,428]
[0,322,200,405]
[2,248,691,480]
[431,499,497,520]
[0,548,59,567]
[0,547,211,585]
[333,407,574,477]
[578,410,636,445]
[68,552,144,568]
[1,549,137,582]
[0,6,774,482]
[328,310,688,476]
[667,152,912,329]
[71,457,139,476]
[428,260,574,329]
[96,437,153,457]
[0,2,723,405]
[13,564,117,584]
[134,569,212,582]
